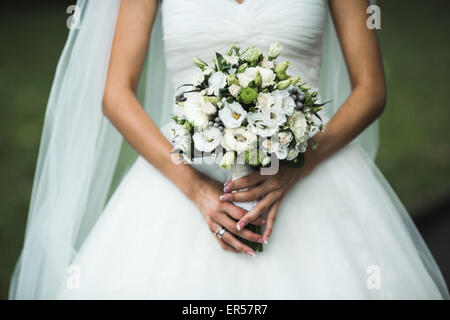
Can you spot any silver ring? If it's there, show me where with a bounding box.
[215,226,227,239]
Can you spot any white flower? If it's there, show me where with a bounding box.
[184,93,209,128]
[168,122,191,155]
[278,131,293,146]
[275,144,288,160]
[228,84,241,97]
[193,71,205,86]
[256,92,275,109]
[257,66,276,88]
[220,151,236,169]
[260,56,274,69]
[237,67,275,88]
[261,138,279,153]
[223,55,239,66]
[219,101,247,129]
[286,147,300,160]
[221,127,257,153]
[193,127,222,152]
[272,90,295,116]
[247,111,278,137]
[261,104,287,127]
[287,110,308,142]
[173,103,185,120]
[202,102,217,115]
[268,42,283,59]
[208,71,227,96]
[203,66,213,76]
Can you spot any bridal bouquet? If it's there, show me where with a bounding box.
[168,43,327,251]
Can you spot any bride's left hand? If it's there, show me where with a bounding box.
[219,161,315,244]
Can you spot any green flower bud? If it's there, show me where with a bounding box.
[277,79,292,90]
[254,71,262,88]
[288,76,300,85]
[192,58,208,71]
[274,61,290,80]
[204,96,220,105]
[220,151,236,169]
[227,74,239,86]
[236,63,248,73]
[183,122,192,132]
[239,87,258,104]
[261,156,271,167]
[244,46,262,64]
[245,149,263,166]
[268,42,283,59]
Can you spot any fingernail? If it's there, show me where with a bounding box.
[223,186,231,193]
[246,250,255,257]
[257,238,264,243]
[219,195,229,201]
[236,222,244,231]
[261,219,267,225]
[263,238,268,244]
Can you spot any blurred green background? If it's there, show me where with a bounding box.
[0,1,449,299]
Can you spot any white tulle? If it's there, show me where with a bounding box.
[10,0,449,299]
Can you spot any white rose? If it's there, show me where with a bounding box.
[256,92,275,110]
[184,93,209,128]
[278,131,293,147]
[192,127,222,152]
[256,66,276,88]
[202,102,217,115]
[223,55,239,66]
[220,151,236,169]
[287,110,308,142]
[237,67,258,88]
[208,71,227,96]
[221,127,257,153]
[246,111,279,137]
[219,101,247,129]
[228,84,241,97]
[260,56,274,69]
[272,90,295,116]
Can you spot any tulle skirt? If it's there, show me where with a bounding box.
[57,142,449,299]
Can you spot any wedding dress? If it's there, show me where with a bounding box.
[11,0,449,299]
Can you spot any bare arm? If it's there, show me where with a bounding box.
[103,0,263,255]
[103,0,200,201]
[223,0,387,241]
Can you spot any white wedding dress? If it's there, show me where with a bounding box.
[54,0,449,299]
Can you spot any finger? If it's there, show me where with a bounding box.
[221,230,256,257]
[225,171,267,192]
[215,212,264,244]
[262,200,281,244]
[236,191,280,231]
[220,180,274,203]
[220,202,266,226]
[209,221,238,253]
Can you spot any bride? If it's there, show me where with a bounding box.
[10,0,449,299]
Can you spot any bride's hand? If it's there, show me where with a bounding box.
[220,160,316,244]
[193,176,266,256]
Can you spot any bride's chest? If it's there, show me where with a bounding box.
[161,0,327,53]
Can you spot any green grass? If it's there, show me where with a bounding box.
[0,0,449,299]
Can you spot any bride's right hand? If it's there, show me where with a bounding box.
[193,177,265,257]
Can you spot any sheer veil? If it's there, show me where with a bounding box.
[9,0,392,299]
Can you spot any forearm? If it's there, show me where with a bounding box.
[307,84,386,168]
[103,88,203,201]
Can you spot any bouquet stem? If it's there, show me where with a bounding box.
[230,164,264,252]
